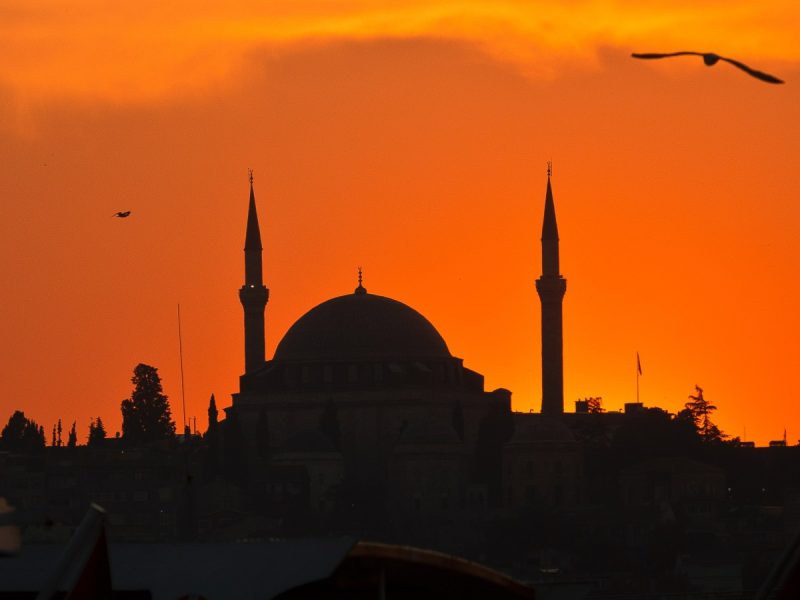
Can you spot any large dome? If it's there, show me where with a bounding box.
[273,289,451,362]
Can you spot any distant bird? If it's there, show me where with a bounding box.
[632,52,784,84]
[112,211,131,218]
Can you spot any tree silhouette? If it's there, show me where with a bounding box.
[0,411,46,452]
[88,417,107,446]
[121,363,176,444]
[207,394,218,434]
[684,385,725,443]
[203,394,221,478]
[67,421,77,447]
[57,419,63,447]
[586,397,604,414]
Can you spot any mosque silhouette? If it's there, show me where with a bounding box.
[225,168,581,529]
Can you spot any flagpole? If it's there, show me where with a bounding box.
[635,352,642,405]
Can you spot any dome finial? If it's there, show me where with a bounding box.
[546,160,552,178]
[355,266,367,295]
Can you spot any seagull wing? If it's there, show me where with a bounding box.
[631,52,703,59]
[719,56,784,84]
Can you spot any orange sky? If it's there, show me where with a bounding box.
[1,1,798,446]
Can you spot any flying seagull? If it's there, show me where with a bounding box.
[112,211,131,218]
[632,52,784,84]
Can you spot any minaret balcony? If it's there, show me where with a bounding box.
[535,276,567,298]
[239,285,269,306]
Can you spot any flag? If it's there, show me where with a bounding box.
[637,352,643,376]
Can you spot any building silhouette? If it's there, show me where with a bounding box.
[240,172,269,374]
[230,177,515,528]
[6,169,800,597]
[535,164,566,415]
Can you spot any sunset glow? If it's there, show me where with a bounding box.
[1,1,798,445]
[1,1,797,102]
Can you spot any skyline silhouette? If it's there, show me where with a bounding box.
[2,179,798,598]
[0,5,798,447]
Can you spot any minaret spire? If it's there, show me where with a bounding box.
[239,170,269,373]
[245,169,263,253]
[535,164,567,415]
[355,266,367,295]
[541,164,560,276]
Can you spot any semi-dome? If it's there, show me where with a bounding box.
[273,288,451,362]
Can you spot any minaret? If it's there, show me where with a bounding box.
[535,163,567,415]
[239,171,269,373]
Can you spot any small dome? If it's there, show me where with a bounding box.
[274,291,451,362]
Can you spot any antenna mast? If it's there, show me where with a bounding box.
[177,303,188,435]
